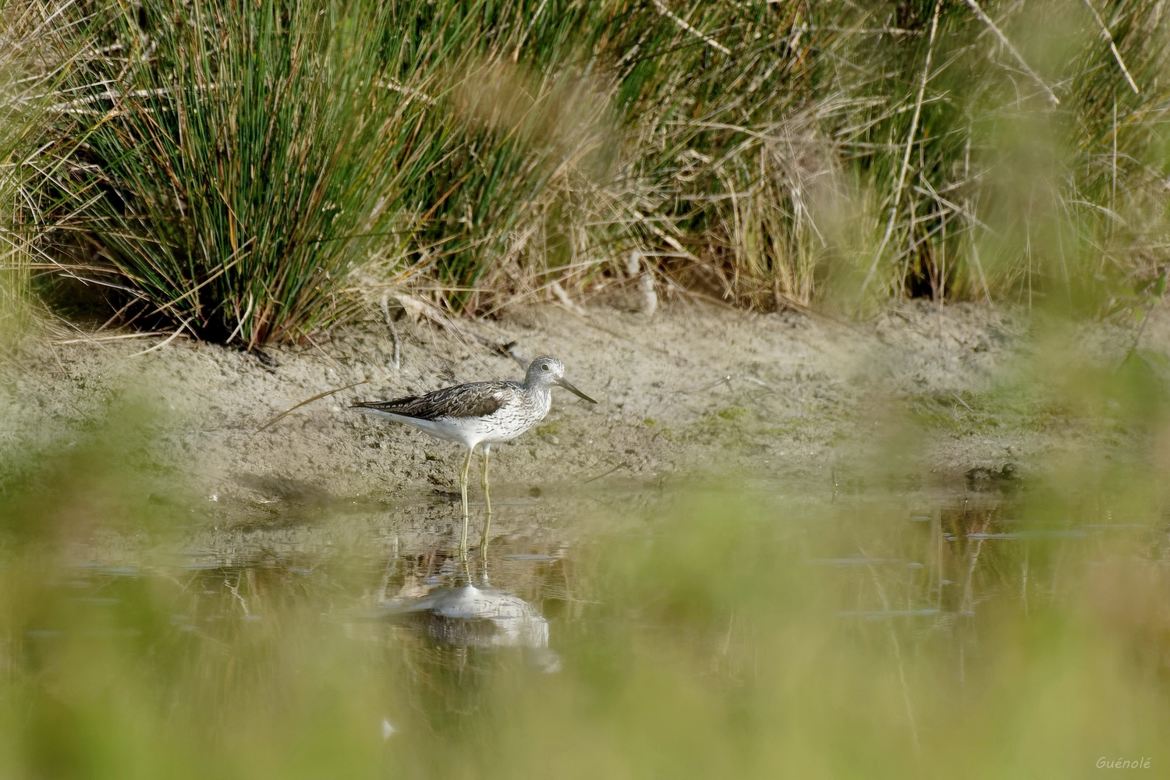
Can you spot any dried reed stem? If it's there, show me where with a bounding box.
[650,0,729,55]
[1080,0,1141,95]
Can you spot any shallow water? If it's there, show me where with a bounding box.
[30,481,1162,679]
[5,475,1169,776]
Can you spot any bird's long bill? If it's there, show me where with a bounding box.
[557,377,597,404]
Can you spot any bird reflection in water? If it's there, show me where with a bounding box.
[376,537,561,673]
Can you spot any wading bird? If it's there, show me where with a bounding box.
[352,356,596,549]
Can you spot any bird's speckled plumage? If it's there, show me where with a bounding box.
[351,356,596,550]
[351,356,591,449]
[352,380,513,421]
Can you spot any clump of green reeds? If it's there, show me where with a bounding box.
[56,0,444,347]
[38,0,1170,345]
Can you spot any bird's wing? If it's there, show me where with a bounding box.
[352,381,516,421]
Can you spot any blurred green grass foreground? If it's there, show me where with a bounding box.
[0,325,1169,777]
[2,396,1170,778]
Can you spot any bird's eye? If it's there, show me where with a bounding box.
[541,363,551,372]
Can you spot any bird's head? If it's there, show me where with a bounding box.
[526,356,596,403]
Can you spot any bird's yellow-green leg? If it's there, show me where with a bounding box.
[459,445,474,553]
[479,444,493,551]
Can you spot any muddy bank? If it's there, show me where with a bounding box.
[2,301,1163,525]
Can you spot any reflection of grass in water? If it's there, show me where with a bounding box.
[2,333,1170,775]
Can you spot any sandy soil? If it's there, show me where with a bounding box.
[2,299,1164,527]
